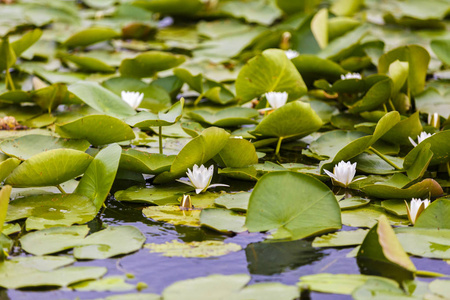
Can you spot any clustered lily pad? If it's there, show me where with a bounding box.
[0,0,449,298]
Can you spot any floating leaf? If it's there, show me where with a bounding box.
[6,193,96,231]
[214,192,250,212]
[236,49,307,103]
[119,149,174,175]
[119,51,185,78]
[64,27,120,48]
[0,186,12,233]
[0,135,90,160]
[188,107,258,127]
[431,39,450,66]
[20,225,145,259]
[312,229,368,248]
[404,130,450,167]
[125,98,184,128]
[381,200,407,217]
[200,208,246,233]
[11,29,43,57]
[0,157,20,183]
[395,227,450,259]
[215,138,258,168]
[115,184,192,205]
[246,172,341,240]
[143,205,201,227]
[361,178,443,199]
[145,240,241,258]
[56,115,135,146]
[5,149,92,187]
[414,198,450,229]
[341,203,409,228]
[71,276,136,292]
[31,83,67,112]
[357,215,416,282]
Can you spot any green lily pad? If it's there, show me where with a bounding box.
[431,39,450,66]
[214,192,250,212]
[357,215,416,282]
[381,200,407,217]
[309,130,367,160]
[236,49,307,103]
[2,223,20,236]
[312,229,368,248]
[361,178,443,199]
[125,98,184,128]
[143,205,201,227]
[200,208,246,233]
[0,257,106,289]
[0,134,90,160]
[215,138,258,168]
[378,45,430,96]
[250,101,323,139]
[339,196,371,210]
[0,157,20,182]
[298,273,398,295]
[348,79,392,113]
[292,54,345,86]
[11,28,43,57]
[68,81,136,118]
[395,227,450,259]
[341,204,410,228]
[414,198,450,229]
[154,127,230,183]
[352,278,410,299]
[56,115,135,146]
[188,107,258,127]
[119,149,175,175]
[31,83,68,112]
[74,144,122,211]
[63,54,116,73]
[115,184,193,205]
[119,51,185,78]
[0,186,11,234]
[404,130,450,167]
[20,225,145,259]
[64,27,120,48]
[71,276,136,292]
[145,239,242,258]
[5,149,93,187]
[6,193,96,231]
[246,172,341,240]
[352,152,403,175]
[0,37,16,73]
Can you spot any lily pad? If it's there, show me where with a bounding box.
[6,193,96,231]
[381,200,407,217]
[0,157,21,182]
[125,98,184,128]
[20,225,145,259]
[246,172,341,240]
[404,130,450,167]
[215,138,259,168]
[200,208,246,233]
[312,229,368,248]
[145,239,242,258]
[71,276,136,292]
[236,49,307,103]
[0,134,90,160]
[56,115,136,146]
[119,51,185,78]
[188,107,258,127]
[339,197,371,210]
[143,205,201,227]
[341,203,409,228]
[0,256,106,289]
[414,198,450,229]
[115,185,193,205]
[119,149,175,175]
[64,27,120,48]
[214,192,250,212]
[5,149,92,187]
[361,178,443,199]
[395,227,450,259]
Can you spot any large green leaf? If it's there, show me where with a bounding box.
[414,198,450,229]
[347,79,392,113]
[0,37,16,73]
[250,101,322,139]
[119,51,186,78]
[115,184,193,205]
[395,227,450,259]
[404,130,450,167]
[292,54,345,86]
[188,107,258,127]
[236,49,307,103]
[361,178,443,199]
[125,98,184,128]
[11,29,43,57]
[5,149,93,187]
[431,39,450,66]
[31,83,68,113]
[64,27,120,48]
[20,225,145,259]
[6,193,96,231]
[0,186,11,233]
[246,172,341,240]
[133,0,205,16]
[200,208,246,233]
[119,149,175,175]
[357,215,416,282]
[214,138,258,168]
[63,54,115,73]
[74,144,122,211]
[381,112,423,145]
[154,127,230,183]
[56,115,135,146]
[0,157,21,182]
[0,135,90,160]
[68,81,136,118]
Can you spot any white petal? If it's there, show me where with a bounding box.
[408,136,417,147]
[175,179,195,188]
[206,183,230,190]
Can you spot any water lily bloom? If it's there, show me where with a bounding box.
[121,91,144,110]
[408,131,434,147]
[265,91,288,110]
[428,112,440,129]
[176,164,229,194]
[285,49,299,59]
[324,161,364,188]
[405,198,430,225]
[340,73,362,80]
[180,194,193,210]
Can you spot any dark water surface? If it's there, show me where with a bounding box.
[4,194,450,300]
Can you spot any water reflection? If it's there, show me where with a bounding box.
[246,239,326,275]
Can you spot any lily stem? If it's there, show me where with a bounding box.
[388,99,396,111]
[5,69,15,91]
[158,126,163,154]
[275,137,283,156]
[193,94,203,106]
[446,162,450,178]
[368,146,402,170]
[56,184,66,194]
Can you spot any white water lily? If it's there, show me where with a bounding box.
[176,164,229,194]
[405,198,430,225]
[180,194,192,210]
[340,73,362,80]
[285,49,299,59]
[428,112,440,129]
[408,131,434,147]
[264,91,288,110]
[324,161,364,188]
[121,91,144,110]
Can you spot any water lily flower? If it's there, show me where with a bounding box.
[408,131,434,147]
[121,91,144,110]
[324,161,364,188]
[340,73,362,80]
[428,112,440,129]
[405,198,430,225]
[232,136,243,139]
[180,194,193,210]
[285,49,299,59]
[265,91,288,110]
[176,164,229,194]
